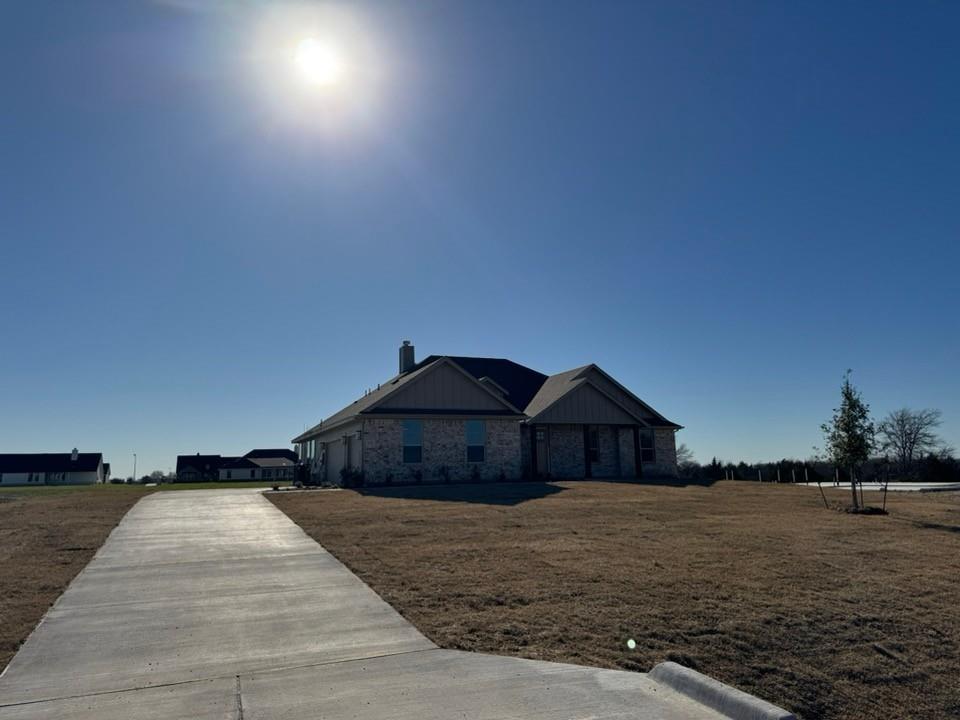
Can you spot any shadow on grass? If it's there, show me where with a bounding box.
[914,521,960,534]
[618,475,721,488]
[356,481,566,506]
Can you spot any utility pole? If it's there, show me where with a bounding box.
[133,453,137,482]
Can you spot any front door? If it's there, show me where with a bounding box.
[535,426,549,477]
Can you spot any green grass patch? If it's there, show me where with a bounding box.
[155,481,292,491]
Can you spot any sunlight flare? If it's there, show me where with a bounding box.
[293,37,344,86]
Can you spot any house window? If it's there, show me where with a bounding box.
[465,420,486,462]
[264,469,272,479]
[588,427,600,463]
[250,469,256,479]
[226,471,232,479]
[402,420,422,463]
[640,429,655,463]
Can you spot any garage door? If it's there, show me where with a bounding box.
[326,439,345,485]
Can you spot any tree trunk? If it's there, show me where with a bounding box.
[849,466,859,509]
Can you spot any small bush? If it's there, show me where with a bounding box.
[339,467,365,488]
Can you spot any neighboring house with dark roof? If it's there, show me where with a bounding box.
[175,449,297,482]
[175,454,223,482]
[292,341,681,485]
[0,450,106,486]
[218,451,296,482]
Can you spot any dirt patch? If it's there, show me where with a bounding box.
[270,481,960,720]
[0,486,150,672]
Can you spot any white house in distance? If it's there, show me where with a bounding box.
[0,450,107,486]
[217,449,298,481]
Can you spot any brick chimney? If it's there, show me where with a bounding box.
[399,340,415,374]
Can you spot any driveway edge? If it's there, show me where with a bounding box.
[649,662,796,720]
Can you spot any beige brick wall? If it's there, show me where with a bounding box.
[362,418,522,484]
[643,428,678,477]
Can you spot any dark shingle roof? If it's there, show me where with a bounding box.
[417,356,549,410]
[244,449,298,462]
[176,454,222,473]
[221,457,258,469]
[292,360,443,442]
[0,453,102,473]
[292,355,680,442]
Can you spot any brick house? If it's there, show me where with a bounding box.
[293,342,681,486]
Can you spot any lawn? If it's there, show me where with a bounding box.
[270,480,960,720]
[0,484,151,672]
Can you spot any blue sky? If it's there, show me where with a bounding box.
[2,1,957,477]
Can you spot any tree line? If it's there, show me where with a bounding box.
[677,372,957,496]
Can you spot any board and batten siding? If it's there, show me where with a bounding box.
[581,367,660,423]
[376,362,511,412]
[533,381,637,425]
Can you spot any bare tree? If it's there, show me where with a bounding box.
[676,443,696,476]
[877,408,949,477]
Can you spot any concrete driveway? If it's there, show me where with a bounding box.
[0,490,782,720]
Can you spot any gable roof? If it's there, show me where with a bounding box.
[520,365,592,419]
[176,454,222,473]
[525,365,681,428]
[292,356,527,442]
[0,453,103,473]
[418,356,548,410]
[293,355,679,443]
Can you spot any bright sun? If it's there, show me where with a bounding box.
[294,38,343,86]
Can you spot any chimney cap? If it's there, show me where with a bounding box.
[402,339,411,346]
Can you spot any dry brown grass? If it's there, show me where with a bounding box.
[0,485,149,673]
[270,480,960,720]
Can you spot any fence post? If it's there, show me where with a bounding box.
[777,467,781,483]
[758,469,762,483]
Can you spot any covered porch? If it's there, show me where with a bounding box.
[526,423,659,479]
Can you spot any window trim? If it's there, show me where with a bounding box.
[639,429,656,463]
[402,419,423,464]
[465,419,486,463]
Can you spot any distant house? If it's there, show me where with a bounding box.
[175,454,223,482]
[293,342,681,485]
[0,450,106,486]
[218,450,297,482]
[176,449,297,483]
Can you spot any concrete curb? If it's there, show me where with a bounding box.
[649,662,796,720]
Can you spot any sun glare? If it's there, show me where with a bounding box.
[294,37,343,86]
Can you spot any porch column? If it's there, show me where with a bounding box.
[529,424,538,478]
[633,425,642,479]
[583,424,592,479]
